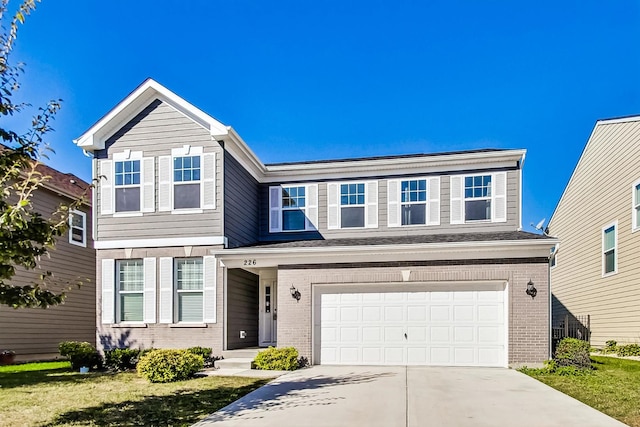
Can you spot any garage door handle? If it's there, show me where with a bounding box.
[404,333,407,339]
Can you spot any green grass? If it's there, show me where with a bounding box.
[523,356,640,426]
[0,362,270,426]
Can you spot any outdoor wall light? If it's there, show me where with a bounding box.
[526,280,537,299]
[290,285,301,302]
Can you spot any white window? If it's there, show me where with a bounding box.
[114,159,141,212]
[550,246,557,269]
[99,151,154,215]
[387,177,440,227]
[602,222,617,276]
[117,259,144,322]
[101,258,155,325]
[175,258,204,323]
[68,210,87,247]
[158,146,215,212]
[173,155,201,209]
[268,184,318,233]
[450,172,507,224]
[633,179,640,231]
[327,181,378,229]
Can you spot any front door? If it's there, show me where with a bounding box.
[259,280,277,346]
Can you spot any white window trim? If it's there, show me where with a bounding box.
[463,173,493,223]
[270,183,318,233]
[173,257,205,324]
[338,181,367,229]
[400,178,428,226]
[632,178,640,232]
[171,146,204,213]
[115,259,146,324]
[549,244,558,269]
[68,210,87,247]
[602,220,618,277]
[113,150,143,215]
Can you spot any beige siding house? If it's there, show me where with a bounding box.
[75,79,556,367]
[548,116,640,348]
[0,163,95,361]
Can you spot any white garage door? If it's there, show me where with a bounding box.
[318,284,506,367]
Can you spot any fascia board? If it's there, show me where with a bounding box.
[219,127,266,180]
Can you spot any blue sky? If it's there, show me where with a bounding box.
[6,0,640,229]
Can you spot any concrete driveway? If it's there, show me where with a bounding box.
[194,366,627,427]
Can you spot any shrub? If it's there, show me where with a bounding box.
[518,359,592,377]
[137,349,203,383]
[187,346,215,368]
[254,347,299,371]
[617,344,640,357]
[602,340,618,354]
[58,341,102,370]
[104,348,142,371]
[554,338,591,369]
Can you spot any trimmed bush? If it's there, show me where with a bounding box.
[554,338,591,369]
[58,341,102,370]
[187,346,215,368]
[137,349,203,383]
[617,344,640,357]
[254,347,299,371]
[104,348,142,371]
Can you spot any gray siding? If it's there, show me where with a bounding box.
[226,269,259,350]
[224,151,259,248]
[0,188,95,361]
[95,99,224,242]
[259,169,521,241]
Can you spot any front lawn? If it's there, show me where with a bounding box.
[523,355,640,426]
[0,361,269,426]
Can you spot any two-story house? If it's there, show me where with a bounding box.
[0,159,95,361]
[75,79,555,367]
[548,115,640,348]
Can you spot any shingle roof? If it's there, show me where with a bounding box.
[241,231,551,249]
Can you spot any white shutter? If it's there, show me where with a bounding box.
[327,183,340,229]
[306,184,319,231]
[493,172,507,223]
[387,180,400,227]
[365,181,378,228]
[141,157,155,213]
[450,175,464,224]
[202,153,216,210]
[100,160,113,215]
[269,186,282,233]
[143,258,156,323]
[101,259,115,324]
[159,257,173,323]
[158,156,172,211]
[203,256,217,323]
[427,177,441,226]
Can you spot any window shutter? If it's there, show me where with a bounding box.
[306,184,319,231]
[269,186,282,233]
[100,160,113,215]
[427,177,441,226]
[159,257,173,323]
[387,180,400,227]
[365,181,378,228]
[143,258,156,323]
[450,175,464,224]
[202,153,216,210]
[327,183,340,229]
[493,172,507,223]
[158,156,172,211]
[101,259,115,324]
[141,157,155,213]
[203,256,217,323]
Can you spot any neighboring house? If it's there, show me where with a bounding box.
[548,115,640,348]
[74,79,556,367]
[0,160,95,361]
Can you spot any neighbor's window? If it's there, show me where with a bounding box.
[173,156,201,209]
[401,179,427,225]
[634,181,640,230]
[282,186,306,231]
[117,259,144,322]
[603,224,617,275]
[464,175,491,221]
[340,183,365,228]
[175,258,204,322]
[114,160,141,212]
[69,210,86,247]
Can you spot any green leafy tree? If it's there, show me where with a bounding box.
[0,0,87,308]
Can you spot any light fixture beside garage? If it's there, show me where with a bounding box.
[290,285,301,302]
[526,280,537,299]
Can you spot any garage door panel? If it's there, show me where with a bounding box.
[430,326,451,342]
[362,347,382,363]
[454,326,474,343]
[407,305,427,321]
[407,347,428,364]
[478,305,501,321]
[384,347,404,363]
[340,347,359,363]
[454,348,476,365]
[322,306,337,321]
[454,305,474,321]
[384,306,404,321]
[407,326,427,342]
[430,305,451,321]
[384,326,405,342]
[431,347,452,364]
[362,326,382,342]
[340,327,359,342]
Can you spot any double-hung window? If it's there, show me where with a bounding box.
[602,223,617,276]
[282,186,306,231]
[450,172,506,224]
[173,155,201,209]
[69,210,87,247]
[175,258,204,323]
[117,260,144,322]
[269,184,318,233]
[340,183,366,228]
[401,179,427,225]
[114,160,141,212]
[633,179,640,231]
[464,175,492,221]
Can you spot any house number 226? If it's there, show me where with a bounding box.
[243,259,257,266]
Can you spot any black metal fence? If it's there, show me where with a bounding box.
[552,314,590,352]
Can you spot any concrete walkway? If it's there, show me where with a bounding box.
[193,365,627,427]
